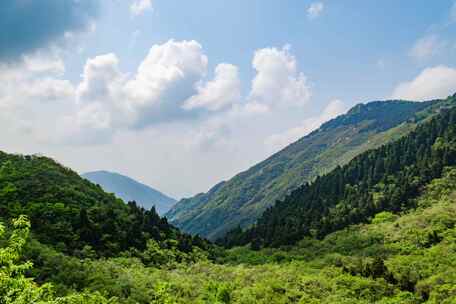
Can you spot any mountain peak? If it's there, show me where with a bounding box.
[166,96,453,240]
[82,171,176,215]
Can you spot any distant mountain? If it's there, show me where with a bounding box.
[82,171,176,215]
[166,95,456,240]
[0,153,204,257]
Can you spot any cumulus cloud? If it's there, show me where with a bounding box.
[248,46,311,111]
[130,0,153,16]
[0,40,214,145]
[1,39,318,150]
[307,2,325,19]
[27,78,74,102]
[23,53,65,75]
[392,66,456,101]
[67,43,311,145]
[69,53,128,138]
[0,53,74,108]
[409,35,446,60]
[55,40,228,143]
[183,64,241,111]
[77,54,124,104]
[123,40,208,126]
[266,99,346,151]
[0,0,100,61]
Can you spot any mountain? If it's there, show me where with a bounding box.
[0,153,207,257]
[3,97,456,304]
[167,96,456,240]
[220,99,456,248]
[82,171,176,215]
[16,133,456,303]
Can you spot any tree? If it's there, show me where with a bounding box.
[0,215,116,303]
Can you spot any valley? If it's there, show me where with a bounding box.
[1,95,456,303]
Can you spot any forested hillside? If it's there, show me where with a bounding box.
[167,97,453,240]
[1,96,456,303]
[2,1,454,303]
[82,171,176,215]
[0,96,455,303]
[220,97,456,249]
[3,159,456,303]
[0,153,208,257]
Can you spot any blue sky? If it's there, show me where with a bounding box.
[65,0,456,104]
[1,0,456,198]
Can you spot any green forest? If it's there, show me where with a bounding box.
[166,99,435,240]
[2,1,456,303]
[1,97,456,303]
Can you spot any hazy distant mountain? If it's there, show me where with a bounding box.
[166,97,455,240]
[82,171,176,215]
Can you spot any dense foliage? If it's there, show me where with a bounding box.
[220,102,456,248]
[1,97,455,303]
[167,99,443,240]
[5,167,456,303]
[0,216,115,303]
[0,153,209,257]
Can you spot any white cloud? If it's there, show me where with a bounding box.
[0,40,340,198]
[241,102,270,115]
[307,2,324,19]
[70,53,127,140]
[123,39,208,126]
[265,99,346,151]
[56,102,113,145]
[1,40,319,159]
[48,40,210,144]
[191,120,233,151]
[23,54,65,75]
[0,53,74,109]
[27,78,74,102]
[392,65,456,101]
[77,53,124,105]
[183,63,241,111]
[248,45,311,111]
[130,0,153,16]
[409,35,446,60]
[0,40,215,146]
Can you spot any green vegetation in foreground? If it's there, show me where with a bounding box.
[0,152,211,257]
[0,216,114,303]
[2,166,455,303]
[1,96,456,303]
[167,97,454,240]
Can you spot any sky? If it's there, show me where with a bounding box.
[1,0,456,199]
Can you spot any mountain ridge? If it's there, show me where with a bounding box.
[167,97,454,240]
[220,99,456,247]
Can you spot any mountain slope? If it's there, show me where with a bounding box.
[25,161,456,303]
[220,100,456,248]
[82,171,176,215]
[167,96,454,240]
[0,153,207,256]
